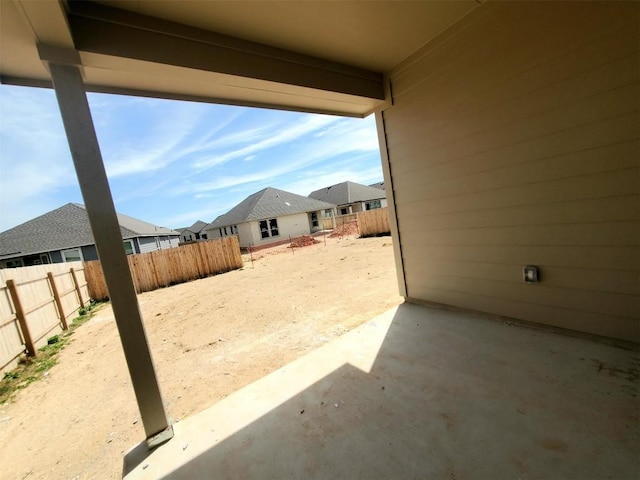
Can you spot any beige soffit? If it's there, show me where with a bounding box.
[1,0,480,116]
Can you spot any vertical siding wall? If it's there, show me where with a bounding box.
[382,1,639,341]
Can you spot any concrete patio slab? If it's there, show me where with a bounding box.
[124,303,639,479]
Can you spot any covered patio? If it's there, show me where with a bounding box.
[1,0,637,477]
[124,303,638,478]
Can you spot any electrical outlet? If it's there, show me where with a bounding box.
[523,265,539,283]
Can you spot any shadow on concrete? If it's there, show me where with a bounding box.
[123,303,639,479]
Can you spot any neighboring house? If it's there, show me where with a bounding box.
[177,220,208,244]
[369,182,385,190]
[0,203,180,268]
[309,181,387,216]
[204,187,335,248]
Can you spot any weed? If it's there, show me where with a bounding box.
[0,300,104,405]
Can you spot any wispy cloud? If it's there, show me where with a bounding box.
[0,86,82,229]
[191,114,340,170]
[173,115,380,197]
[0,85,383,231]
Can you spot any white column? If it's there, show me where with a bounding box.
[46,61,173,447]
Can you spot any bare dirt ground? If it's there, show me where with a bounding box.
[0,235,401,479]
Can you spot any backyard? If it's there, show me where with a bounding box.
[0,234,401,479]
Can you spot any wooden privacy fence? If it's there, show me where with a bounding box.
[357,208,391,237]
[322,213,358,230]
[0,262,89,373]
[84,236,243,301]
[321,217,333,230]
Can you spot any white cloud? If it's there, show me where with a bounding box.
[0,86,383,232]
[0,87,80,229]
[191,114,340,169]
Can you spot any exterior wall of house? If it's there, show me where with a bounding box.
[380,1,639,341]
[237,222,255,248]
[206,227,222,240]
[138,237,158,254]
[180,230,195,243]
[159,236,179,249]
[136,235,179,253]
[249,212,312,247]
[351,203,365,214]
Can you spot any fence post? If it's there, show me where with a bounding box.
[6,279,36,357]
[70,267,85,308]
[47,272,68,330]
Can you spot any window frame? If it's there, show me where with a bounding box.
[259,218,279,239]
[123,239,135,255]
[61,248,84,263]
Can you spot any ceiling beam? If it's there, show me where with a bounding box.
[65,1,385,101]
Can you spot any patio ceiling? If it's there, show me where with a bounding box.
[0,0,480,116]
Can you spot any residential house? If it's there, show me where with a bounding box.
[177,220,208,244]
[204,187,335,248]
[309,181,387,216]
[0,203,180,268]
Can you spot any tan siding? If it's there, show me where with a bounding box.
[402,245,638,272]
[383,1,639,341]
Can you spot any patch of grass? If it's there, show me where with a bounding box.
[0,300,104,405]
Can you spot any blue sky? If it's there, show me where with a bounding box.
[0,85,383,231]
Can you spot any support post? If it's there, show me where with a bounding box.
[69,268,85,309]
[46,60,172,446]
[47,272,68,330]
[6,280,36,357]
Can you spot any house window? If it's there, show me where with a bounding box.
[311,212,318,227]
[123,240,135,255]
[340,207,348,215]
[202,233,207,239]
[1,258,24,268]
[269,218,279,237]
[324,209,333,218]
[195,233,200,240]
[61,248,83,263]
[233,225,238,235]
[259,219,279,239]
[219,228,223,237]
[259,220,269,239]
[40,254,50,264]
[365,199,382,210]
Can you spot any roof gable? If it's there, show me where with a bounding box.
[308,181,386,205]
[189,220,208,233]
[0,203,178,259]
[207,187,334,229]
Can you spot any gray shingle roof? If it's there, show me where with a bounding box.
[189,220,208,233]
[207,187,335,229]
[0,203,179,259]
[308,181,386,206]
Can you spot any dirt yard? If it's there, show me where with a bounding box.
[0,235,402,479]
